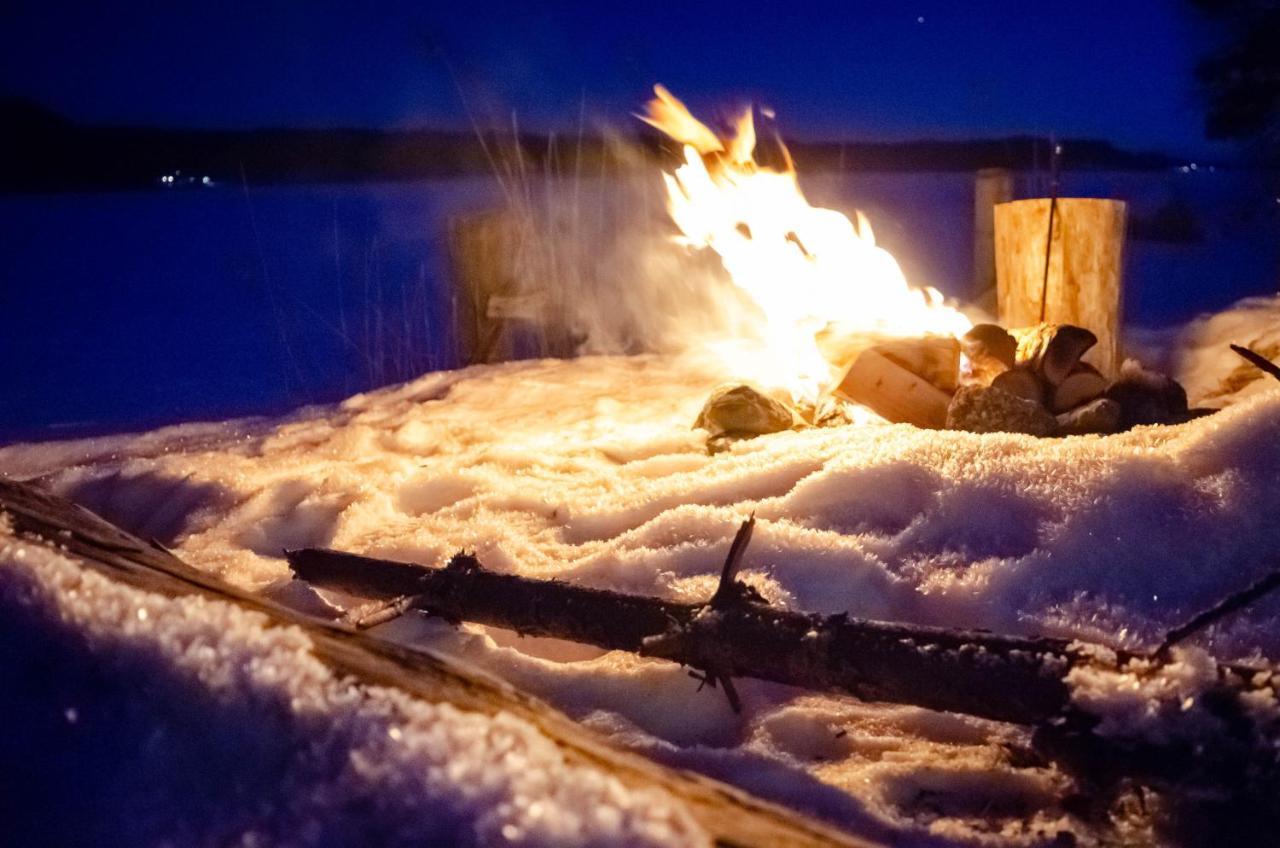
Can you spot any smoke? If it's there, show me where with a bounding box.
[480,134,765,366]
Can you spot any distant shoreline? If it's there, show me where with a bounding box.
[4,98,1196,194]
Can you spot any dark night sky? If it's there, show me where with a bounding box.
[2,1,1224,156]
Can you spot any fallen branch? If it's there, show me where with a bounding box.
[1230,343,1280,383]
[286,522,1280,811]
[288,538,1083,726]
[1157,569,1280,657]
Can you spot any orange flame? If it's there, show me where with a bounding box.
[641,86,971,401]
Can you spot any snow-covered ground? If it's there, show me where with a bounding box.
[4,296,1280,846]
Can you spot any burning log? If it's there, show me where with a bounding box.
[286,520,1280,816]
[832,346,953,429]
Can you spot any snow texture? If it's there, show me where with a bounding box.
[5,296,1280,845]
[0,524,706,847]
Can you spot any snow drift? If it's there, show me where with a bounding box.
[4,297,1280,845]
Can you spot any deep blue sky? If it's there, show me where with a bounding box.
[2,1,1224,156]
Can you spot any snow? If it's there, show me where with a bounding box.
[0,526,706,847]
[4,296,1280,845]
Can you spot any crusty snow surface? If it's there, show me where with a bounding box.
[4,297,1280,846]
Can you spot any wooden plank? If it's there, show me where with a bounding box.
[0,478,871,848]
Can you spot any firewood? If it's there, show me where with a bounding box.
[873,334,961,392]
[960,324,1017,386]
[1052,363,1109,413]
[833,347,953,429]
[946,384,1058,436]
[1104,360,1189,429]
[1012,323,1097,386]
[1056,398,1121,435]
[990,366,1047,405]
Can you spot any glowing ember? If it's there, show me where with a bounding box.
[641,85,971,401]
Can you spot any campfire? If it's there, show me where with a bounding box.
[641,87,1195,444]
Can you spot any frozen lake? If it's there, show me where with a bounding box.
[2,169,1276,442]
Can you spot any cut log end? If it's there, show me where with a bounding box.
[834,348,953,429]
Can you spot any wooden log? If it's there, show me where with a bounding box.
[448,212,574,365]
[1056,397,1121,435]
[1052,364,1109,413]
[873,335,961,393]
[990,367,1047,406]
[0,479,866,848]
[285,537,1280,810]
[832,347,954,429]
[289,546,1082,726]
[995,198,1126,376]
[972,168,1015,312]
[1011,323,1098,386]
[960,323,1017,385]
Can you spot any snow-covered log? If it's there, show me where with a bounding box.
[287,524,1280,810]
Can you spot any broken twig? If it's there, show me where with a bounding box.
[1230,343,1280,383]
[1157,569,1280,657]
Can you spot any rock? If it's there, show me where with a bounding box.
[695,384,797,438]
[946,385,1058,436]
[1104,360,1189,428]
[1056,398,1122,435]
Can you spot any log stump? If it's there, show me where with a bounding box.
[994,198,1126,377]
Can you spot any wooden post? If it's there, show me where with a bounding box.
[972,168,1013,312]
[994,198,1126,376]
[447,212,572,365]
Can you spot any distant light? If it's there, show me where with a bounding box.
[916,15,924,23]
[202,176,211,185]
[64,707,78,724]
[1190,162,1198,171]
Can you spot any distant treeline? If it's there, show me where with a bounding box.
[3,98,1184,193]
